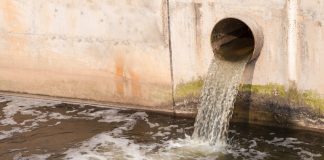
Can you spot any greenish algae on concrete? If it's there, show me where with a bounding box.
[239,83,324,114]
[239,83,286,97]
[174,78,204,100]
[236,84,324,131]
[175,81,324,114]
[173,79,204,117]
[173,81,324,131]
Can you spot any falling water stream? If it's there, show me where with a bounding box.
[192,30,254,145]
[192,56,249,146]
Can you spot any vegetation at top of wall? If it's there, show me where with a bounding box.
[174,80,324,114]
[239,83,324,113]
[174,78,204,100]
[239,83,286,97]
[294,89,324,113]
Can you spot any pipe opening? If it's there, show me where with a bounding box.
[211,18,256,62]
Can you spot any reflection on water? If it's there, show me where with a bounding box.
[0,95,323,160]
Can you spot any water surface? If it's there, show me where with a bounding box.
[0,95,323,160]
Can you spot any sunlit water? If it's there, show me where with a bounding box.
[0,95,323,160]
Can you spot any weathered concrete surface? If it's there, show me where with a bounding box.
[169,0,324,131]
[0,0,173,108]
[0,0,323,131]
[233,91,324,132]
[297,0,324,94]
[170,0,324,98]
[174,84,324,132]
[170,0,289,97]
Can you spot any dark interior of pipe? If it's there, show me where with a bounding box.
[211,18,255,61]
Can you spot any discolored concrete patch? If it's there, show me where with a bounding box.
[174,83,324,132]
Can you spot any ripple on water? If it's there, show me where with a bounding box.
[0,95,323,160]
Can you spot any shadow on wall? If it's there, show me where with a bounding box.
[234,60,256,125]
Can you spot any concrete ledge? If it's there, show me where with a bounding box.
[0,91,176,117]
[174,87,324,133]
[233,92,324,133]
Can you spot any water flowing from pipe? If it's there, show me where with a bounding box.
[192,56,249,146]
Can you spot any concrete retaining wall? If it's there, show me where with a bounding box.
[0,0,173,109]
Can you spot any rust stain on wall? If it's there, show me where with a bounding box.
[114,55,125,97]
[129,69,142,98]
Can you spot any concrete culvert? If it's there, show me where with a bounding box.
[211,18,263,62]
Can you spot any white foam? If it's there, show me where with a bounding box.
[249,140,257,148]
[77,109,129,123]
[158,125,178,131]
[147,122,159,128]
[228,129,240,135]
[149,135,224,160]
[266,137,321,160]
[297,149,322,160]
[0,96,61,126]
[63,133,148,160]
[266,137,304,148]
[0,96,61,140]
[62,111,227,160]
[227,138,269,160]
[13,153,51,160]
[66,109,78,113]
[184,126,194,130]
[48,121,61,126]
[48,112,72,120]
[63,111,156,160]
[0,97,7,103]
[152,131,170,138]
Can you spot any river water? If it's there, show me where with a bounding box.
[0,95,323,160]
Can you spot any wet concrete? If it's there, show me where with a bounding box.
[233,91,324,131]
[174,89,324,133]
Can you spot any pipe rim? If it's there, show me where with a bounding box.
[211,17,264,63]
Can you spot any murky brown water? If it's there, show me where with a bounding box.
[0,95,323,160]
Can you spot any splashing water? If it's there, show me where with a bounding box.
[0,95,323,159]
[192,56,249,146]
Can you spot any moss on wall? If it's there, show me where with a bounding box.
[174,79,204,100]
[301,90,324,113]
[239,83,286,97]
[239,83,324,113]
[174,80,324,114]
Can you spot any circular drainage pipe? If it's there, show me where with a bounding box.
[211,18,263,62]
